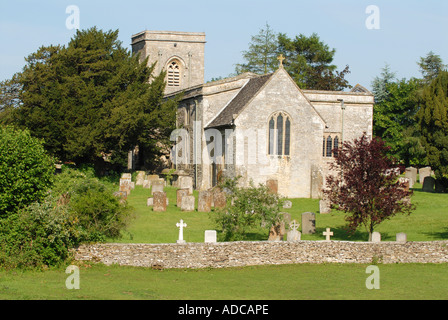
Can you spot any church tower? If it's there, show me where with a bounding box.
[131,30,206,95]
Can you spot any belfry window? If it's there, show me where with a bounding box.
[167,60,181,87]
[268,112,291,156]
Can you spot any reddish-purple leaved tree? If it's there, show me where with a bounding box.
[324,133,415,241]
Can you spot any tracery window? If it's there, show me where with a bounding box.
[167,60,181,87]
[268,112,291,156]
[323,134,340,158]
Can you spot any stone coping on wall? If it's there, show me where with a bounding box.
[73,240,448,269]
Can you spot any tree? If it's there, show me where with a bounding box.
[13,27,178,171]
[371,63,396,104]
[418,51,447,85]
[277,32,352,90]
[324,134,414,240]
[235,23,279,75]
[416,71,448,180]
[0,125,55,218]
[0,74,21,124]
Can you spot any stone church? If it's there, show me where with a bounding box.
[131,30,374,198]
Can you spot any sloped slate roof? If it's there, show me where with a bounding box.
[206,73,273,128]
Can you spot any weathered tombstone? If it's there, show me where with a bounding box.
[319,198,331,214]
[419,167,432,184]
[142,180,151,189]
[153,192,167,212]
[287,220,301,242]
[147,197,153,206]
[113,191,127,203]
[197,190,212,212]
[371,232,381,243]
[212,190,227,209]
[301,212,316,235]
[323,228,333,242]
[129,182,135,190]
[176,189,190,208]
[405,167,417,188]
[268,221,285,241]
[396,233,407,243]
[178,176,193,195]
[119,178,131,195]
[121,173,132,181]
[204,230,217,243]
[181,195,195,212]
[147,174,160,181]
[266,179,278,195]
[422,176,435,193]
[151,180,164,195]
[310,165,323,199]
[398,177,410,191]
[135,171,146,186]
[176,219,187,244]
[280,212,291,225]
[283,200,292,209]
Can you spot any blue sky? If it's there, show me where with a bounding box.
[1,0,447,90]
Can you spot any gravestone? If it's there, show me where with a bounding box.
[204,230,217,243]
[142,180,151,189]
[153,192,167,212]
[176,189,190,208]
[282,200,292,209]
[178,176,193,195]
[422,176,435,193]
[405,167,417,188]
[419,167,432,184]
[212,189,227,209]
[119,178,132,195]
[396,233,407,243]
[371,232,381,243]
[121,173,132,181]
[135,171,146,186]
[287,220,301,242]
[181,195,195,212]
[398,177,410,191]
[310,165,323,199]
[301,212,316,235]
[266,179,278,195]
[176,219,187,244]
[151,180,164,195]
[147,197,168,207]
[280,212,291,225]
[319,198,331,214]
[198,190,212,212]
[268,221,285,241]
[323,228,333,241]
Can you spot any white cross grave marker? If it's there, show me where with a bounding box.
[323,228,333,241]
[290,220,300,231]
[176,219,187,244]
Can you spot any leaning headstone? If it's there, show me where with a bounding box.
[422,176,435,193]
[405,167,417,188]
[319,198,331,214]
[204,230,217,243]
[153,192,167,212]
[176,189,190,208]
[301,212,316,235]
[371,232,381,243]
[287,220,301,242]
[282,200,292,209]
[419,167,432,184]
[268,221,285,241]
[396,233,407,243]
[212,189,227,209]
[266,179,278,194]
[151,180,164,195]
[181,195,195,212]
[197,190,212,212]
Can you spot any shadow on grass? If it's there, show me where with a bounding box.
[422,227,448,240]
[313,227,395,242]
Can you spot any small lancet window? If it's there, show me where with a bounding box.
[167,60,181,87]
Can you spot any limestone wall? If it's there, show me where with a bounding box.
[73,241,448,269]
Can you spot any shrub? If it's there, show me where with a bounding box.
[212,177,285,241]
[0,125,55,218]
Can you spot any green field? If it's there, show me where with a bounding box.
[1,182,447,301]
[114,182,448,244]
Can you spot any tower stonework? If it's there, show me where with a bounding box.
[131,30,206,94]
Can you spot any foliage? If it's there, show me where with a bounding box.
[0,74,21,124]
[235,23,279,75]
[0,125,55,218]
[11,27,178,171]
[418,51,447,85]
[0,196,82,270]
[371,63,396,104]
[212,177,285,241]
[324,134,415,240]
[52,168,135,242]
[278,32,351,90]
[416,71,448,179]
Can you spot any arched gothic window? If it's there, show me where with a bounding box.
[167,60,181,87]
[268,112,291,156]
[323,134,340,158]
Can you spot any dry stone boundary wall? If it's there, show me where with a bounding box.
[74,241,448,269]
